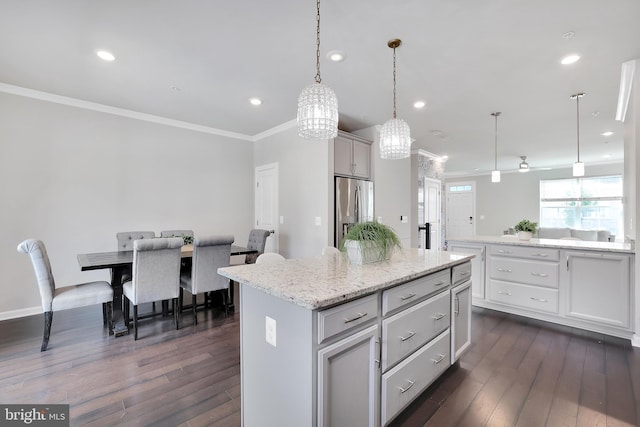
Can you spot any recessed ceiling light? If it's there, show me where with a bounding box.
[601,131,614,136]
[249,97,262,106]
[561,54,580,65]
[413,100,426,109]
[96,50,115,61]
[602,154,612,159]
[171,86,181,92]
[326,51,345,62]
[441,155,449,161]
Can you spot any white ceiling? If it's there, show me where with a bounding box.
[1,0,639,176]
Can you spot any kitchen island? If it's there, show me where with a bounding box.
[447,235,637,346]
[218,248,474,427]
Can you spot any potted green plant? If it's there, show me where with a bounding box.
[514,219,538,241]
[339,221,402,264]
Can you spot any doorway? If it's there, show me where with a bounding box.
[446,181,476,238]
[255,163,279,253]
[418,178,442,249]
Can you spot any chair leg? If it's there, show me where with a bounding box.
[133,305,138,340]
[174,298,180,330]
[192,294,198,326]
[102,303,107,325]
[123,296,130,328]
[41,311,53,352]
[106,301,114,335]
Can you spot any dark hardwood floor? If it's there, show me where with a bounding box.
[1,304,638,426]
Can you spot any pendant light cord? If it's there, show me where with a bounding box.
[576,95,580,162]
[314,0,322,84]
[492,112,501,170]
[392,46,397,119]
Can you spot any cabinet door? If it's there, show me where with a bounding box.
[564,251,631,328]
[448,243,485,299]
[352,139,371,179]
[317,324,380,427]
[451,281,472,363]
[334,136,353,176]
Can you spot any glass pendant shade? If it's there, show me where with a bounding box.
[573,161,585,177]
[297,82,339,140]
[380,118,411,159]
[491,170,501,183]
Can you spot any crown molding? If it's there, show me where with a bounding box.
[252,119,297,141]
[0,82,254,141]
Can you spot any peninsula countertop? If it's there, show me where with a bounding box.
[447,235,635,254]
[218,248,473,310]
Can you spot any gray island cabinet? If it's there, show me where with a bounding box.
[218,248,474,427]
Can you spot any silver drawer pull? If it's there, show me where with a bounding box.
[400,292,416,300]
[531,272,548,277]
[497,250,513,254]
[399,331,416,342]
[459,271,470,276]
[530,297,548,303]
[431,353,447,364]
[343,312,367,323]
[533,253,549,257]
[399,379,415,394]
[432,313,446,320]
[498,290,512,296]
[497,268,512,273]
[434,280,446,286]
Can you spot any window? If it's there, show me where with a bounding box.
[539,175,623,236]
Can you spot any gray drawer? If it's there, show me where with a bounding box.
[452,262,472,285]
[317,294,378,344]
[489,257,559,288]
[489,279,559,314]
[381,329,450,426]
[490,245,560,261]
[382,289,450,371]
[382,269,450,315]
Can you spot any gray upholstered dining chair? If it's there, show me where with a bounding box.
[17,239,114,351]
[245,229,271,264]
[255,252,286,264]
[122,237,183,340]
[116,231,156,251]
[179,235,234,324]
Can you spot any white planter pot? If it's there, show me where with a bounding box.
[344,239,392,265]
[518,231,532,241]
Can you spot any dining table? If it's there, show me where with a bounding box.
[77,244,257,336]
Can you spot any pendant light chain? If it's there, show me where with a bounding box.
[494,113,498,169]
[314,0,322,84]
[392,46,397,119]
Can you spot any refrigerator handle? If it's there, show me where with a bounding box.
[355,185,360,222]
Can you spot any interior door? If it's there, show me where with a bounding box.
[255,163,278,253]
[425,178,441,249]
[446,182,476,238]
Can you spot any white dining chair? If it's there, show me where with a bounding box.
[256,253,286,265]
[122,237,183,340]
[179,235,234,324]
[17,239,114,351]
[322,246,341,256]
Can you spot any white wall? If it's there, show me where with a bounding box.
[446,163,624,236]
[253,126,330,259]
[0,92,254,317]
[355,127,412,248]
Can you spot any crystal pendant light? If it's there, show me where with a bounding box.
[380,39,411,159]
[570,93,585,177]
[297,0,338,140]
[518,156,530,172]
[491,112,501,182]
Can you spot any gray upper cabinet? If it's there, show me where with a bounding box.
[334,132,372,180]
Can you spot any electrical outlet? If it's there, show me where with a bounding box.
[315,216,322,226]
[265,316,276,347]
[280,216,284,224]
[377,216,383,222]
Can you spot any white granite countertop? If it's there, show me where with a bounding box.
[218,248,473,310]
[447,235,635,254]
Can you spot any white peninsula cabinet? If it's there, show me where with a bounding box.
[218,249,474,427]
[448,236,635,342]
[447,241,485,300]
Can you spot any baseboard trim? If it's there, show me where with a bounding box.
[632,334,640,348]
[0,306,41,321]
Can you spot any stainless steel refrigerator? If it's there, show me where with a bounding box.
[335,176,374,248]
